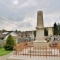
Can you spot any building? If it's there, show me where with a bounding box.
[0,31,34,46]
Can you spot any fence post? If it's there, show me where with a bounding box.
[53,47,54,57]
[30,46,31,58]
[57,47,58,57]
[59,48,60,57]
[49,47,50,57]
[46,46,47,58]
[33,47,34,56]
[38,45,39,56]
[43,46,44,57]
[40,46,41,57]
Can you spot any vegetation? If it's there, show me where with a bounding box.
[58,23,60,35]
[2,29,7,32]
[33,22,60,36]
[15,30,18,32]
[53,22,58,35]
[0,47,11,56]
[34,30,36,37]
[53,22,60,35]
[44,28,48,36]
[4,35,16,51]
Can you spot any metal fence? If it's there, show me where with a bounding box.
[13,43,60,58]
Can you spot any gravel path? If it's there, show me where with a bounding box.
[0,52,13,60]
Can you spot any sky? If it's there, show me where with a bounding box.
[0,0,60,31]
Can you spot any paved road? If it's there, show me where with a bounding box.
[0,52,13,60]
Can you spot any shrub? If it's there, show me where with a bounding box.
[4,44,13,50]
[4,35,16,51]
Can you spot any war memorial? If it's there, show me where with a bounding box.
[33,11,48,48]
[7,11,60,60]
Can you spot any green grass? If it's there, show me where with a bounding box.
[0,47,11,56]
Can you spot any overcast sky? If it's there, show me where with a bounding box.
[0,0,60,31]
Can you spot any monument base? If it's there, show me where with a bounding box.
[33,40,48,49]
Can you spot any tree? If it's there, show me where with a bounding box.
[15,30,18,32]
[4,35,16,50]
[34,30,36,37]
[53,22,58,35]
[44,28,48,36]
[58,23,60,35]
[2,29,7,32]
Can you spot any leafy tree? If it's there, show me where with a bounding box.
[58,23,60,35]
[15,30,18,32]
[2,29,7,32]
[4,35,16,50]
[53,22,58,35]
[44,28,48,36]
[34,30,36,37]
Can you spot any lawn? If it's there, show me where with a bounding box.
[0,47,11,56]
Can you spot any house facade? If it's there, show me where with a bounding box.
[0,31,34,46]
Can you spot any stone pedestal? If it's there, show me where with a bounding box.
[36,27,44,41]
[33,27,48,48]
[33,41,48,49]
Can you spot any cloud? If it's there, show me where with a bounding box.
[0,17,36,31]
[0,0,60,31]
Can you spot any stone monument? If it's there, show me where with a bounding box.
[33,11,47,48]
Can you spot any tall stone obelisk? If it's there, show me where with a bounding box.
[36,11,45,42]
[37,11,44,27]
[34,11,47,48]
